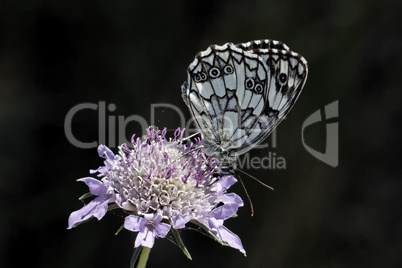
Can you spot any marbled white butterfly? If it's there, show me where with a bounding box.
[182,39,308,174]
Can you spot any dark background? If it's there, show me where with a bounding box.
[1,0,401,267]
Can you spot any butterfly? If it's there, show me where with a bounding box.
[181,39,308,174]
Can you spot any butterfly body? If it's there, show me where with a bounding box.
[182,39,308,172]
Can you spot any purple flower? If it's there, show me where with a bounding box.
[68,127,245,254]
[124,211,170,248]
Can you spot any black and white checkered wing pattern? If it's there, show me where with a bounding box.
[182,40,308,164]
[233,39,308,155]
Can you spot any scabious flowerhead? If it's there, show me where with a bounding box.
[68,127,245,255]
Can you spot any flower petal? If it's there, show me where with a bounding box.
[210,203,240,220]
[152,212,163,224]
[97,144,116,160]
[77,177,107,196]
[217,175,237,191]
[197,217,245,254]
[171,215,192,229]
[155,222,171,238]
[216,225,246,255]
[218,193,244,206]
[209,175,237,194]
[68,196,109,229]
[135,229,155,248]
[124,215,145,232]
[143,213,155,221]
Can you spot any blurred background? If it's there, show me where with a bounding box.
[1,0,401,267]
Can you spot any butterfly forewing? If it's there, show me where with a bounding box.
[182,39,308,166]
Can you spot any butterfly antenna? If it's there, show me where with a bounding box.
[237,173,254,216]
[172,145,204,163]
[171,132,203,163]
[181,132,201,141]
[237,168,274,191]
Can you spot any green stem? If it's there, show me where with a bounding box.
[136,246,151,268]
[129,246,143,268]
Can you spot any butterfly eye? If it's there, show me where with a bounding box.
[209,67,221,78]
[223,65,234,74]
[279,73,288,84]
[254,83,263,93]
[245,78,255,89]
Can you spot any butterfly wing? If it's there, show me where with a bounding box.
[182,43,270,158]
[182,40,308,162]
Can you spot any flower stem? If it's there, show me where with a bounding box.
[136,247,151,268]
[129,246,143,268]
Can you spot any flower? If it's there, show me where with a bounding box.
[68,127,245,255]
[124,211,170,248]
